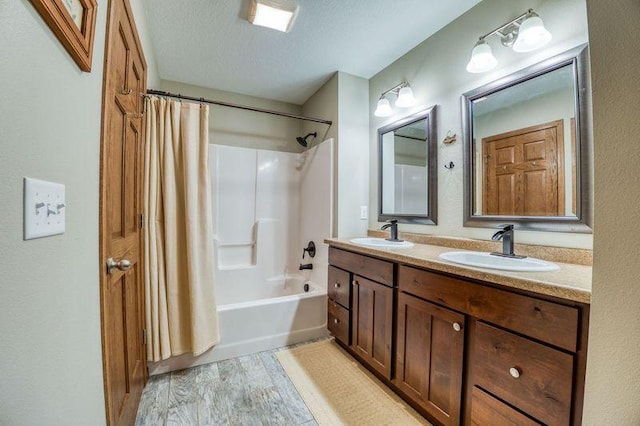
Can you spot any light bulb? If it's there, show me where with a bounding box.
[374,98,393,117]
[395,86,416,108]
[513,13,552,52]
[466,40,498,73]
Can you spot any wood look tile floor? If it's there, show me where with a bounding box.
[136,340,325,426]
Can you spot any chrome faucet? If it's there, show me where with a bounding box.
[491,224,525,258]
[299,263,313,270]
[381,219,403,242]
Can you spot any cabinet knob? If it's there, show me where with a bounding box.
[352,280,358,286]
[334,282,341,289]
[509,367,521,379]
[333,318,339,325]
[452,322,461,332]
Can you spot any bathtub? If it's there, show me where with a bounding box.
[148,276,328,375]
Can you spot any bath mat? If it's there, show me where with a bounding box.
[276,339,431,426]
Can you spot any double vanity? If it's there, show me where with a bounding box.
[325,236,590,426]
[336,43,594,425]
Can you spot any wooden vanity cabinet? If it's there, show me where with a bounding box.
[328,247,395,379]
[327,265,351,346]
[352,275,394,378]
[395,291,465,426]
[399,264,588,426]
[326,246,588,426]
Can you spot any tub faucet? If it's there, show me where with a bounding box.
[490,224,525,258]
[299,263,313,270]
[381,219,403,242]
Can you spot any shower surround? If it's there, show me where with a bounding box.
[149,139,333,375]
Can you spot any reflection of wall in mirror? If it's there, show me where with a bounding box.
[381,132,396,213]
[473,88,575,216]
[394,164,427,214]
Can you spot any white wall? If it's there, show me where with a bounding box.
[0,1,155,424]
[160,80,303,153]
[582,0,640,423]
[369,0,592,249]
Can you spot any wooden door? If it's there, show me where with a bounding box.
[483,120,565,216]
[395,292,465,426]
[99,0,148,424]
[351,275,393,379]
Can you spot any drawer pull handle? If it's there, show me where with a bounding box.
[509,367,521,379]
[333,318,339,325]
[452,322,461,332]
[334,282,341,289]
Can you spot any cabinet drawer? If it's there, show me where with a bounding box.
[473,322,573,425]
[470,387,541,426]
[399,266,579,352]
[328,299,350,346]
[328,266,350,308]
[329,247,393,287]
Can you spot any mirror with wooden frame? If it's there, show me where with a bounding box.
[462,44,592,233]
[379,106,438,225]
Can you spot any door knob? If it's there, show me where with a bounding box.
[106,257,131,274]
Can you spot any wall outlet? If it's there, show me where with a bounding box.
[24,177,66,240]
[360,205,368,220]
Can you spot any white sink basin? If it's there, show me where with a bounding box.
[350,237,414,248]
[439,251,559,272]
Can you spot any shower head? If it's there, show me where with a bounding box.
[296,132,317,147]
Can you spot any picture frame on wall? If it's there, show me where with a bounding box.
[30,0,98,72]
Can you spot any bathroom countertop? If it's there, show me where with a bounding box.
[325,238,592,304]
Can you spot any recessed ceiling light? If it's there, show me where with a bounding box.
[248,0,298,33]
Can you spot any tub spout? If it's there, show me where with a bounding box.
[299,263,313,270]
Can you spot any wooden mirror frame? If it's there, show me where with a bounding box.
[30,0,98,72]
[378,105,438,225]
[461,44,593,233]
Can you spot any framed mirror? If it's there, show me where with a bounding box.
[462,44,592,233]
[379,106,438,225]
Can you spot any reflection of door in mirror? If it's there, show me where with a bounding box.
[471,64,578,218]
[482,120,564,216]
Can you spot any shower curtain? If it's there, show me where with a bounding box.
[143,96,219,362]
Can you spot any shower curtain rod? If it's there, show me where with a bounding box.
[146,90,333,126]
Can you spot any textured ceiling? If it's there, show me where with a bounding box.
[144,0,481,104]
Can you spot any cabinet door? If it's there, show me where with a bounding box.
[395,292,465,426]
[351,275,393,379]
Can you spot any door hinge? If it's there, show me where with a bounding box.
[142,329,147,345]
[139,213,145,229]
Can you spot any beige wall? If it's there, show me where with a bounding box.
[302,72,369,238]
[160,80,303,153]
[303,73,340,235]
[337,72,370,237]
[369,0,592,248]
[0,1,155,424]
[582,0,640,423]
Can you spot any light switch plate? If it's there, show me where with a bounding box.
[360,205,368,220]
[24,177,66,240]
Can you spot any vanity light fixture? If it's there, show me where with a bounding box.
[466,9,552,73]
[374,82,417,117]
[248,0,298,33]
